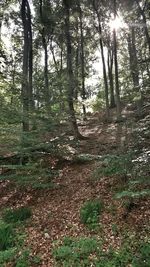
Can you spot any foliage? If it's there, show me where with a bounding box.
[0,248,16,265]
[134,242,150,267]
[80,199,103,228]
[3,207,32,224]
[53,237,101,266]
[16,251,30,267]
[93,154,133,179]
[0,223,15,251]
[115,150,150,200]
[15,249,41,267]
[53,236,150,267]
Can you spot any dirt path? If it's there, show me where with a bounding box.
[23,115,149,266]
[1,113,150,267]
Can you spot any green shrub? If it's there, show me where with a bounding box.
[0,223,15,251]
[133,242,150,267]
[0,248,16,265]
[53,237,100,266]
[80,199,103,227]
[3,207,32,224]
[53,236,150,267]
[93,154,133,180]
[15,250,30,267]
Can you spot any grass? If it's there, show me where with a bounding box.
[15,249,41,267]
[92,154,133,180]
[0,220,41,266]
[53,236,150,267]
[0,221,17,266]
[80,199,103,229]
[53,237,101,266]
[3,207,32,224]
[0,248,16,265]
[0,223,15,251]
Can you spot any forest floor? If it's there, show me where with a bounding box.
[0,106,150,267]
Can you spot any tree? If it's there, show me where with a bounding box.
[21,0,33,131]
[134,0,150,54]
[78,2,87,120]
[92,0,110,119]
[107,35,116,108]
[39,0,52,112]
[113,0,122,121]
[63,0,82,138]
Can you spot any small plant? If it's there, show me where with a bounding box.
[93,154,133,180]
[0,248,16,265]
[3,207,32,224]
[111,223,118,236]
[133,242,150,267]
[0,223,15,251]
[80,199,103,228]
[53,237,150,267]
[15,250,30,267]
[53,237,101,266]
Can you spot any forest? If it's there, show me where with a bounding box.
[0,0,150,266]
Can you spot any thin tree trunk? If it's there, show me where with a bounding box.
[92,2,110,119]
[39,0,50,111]
[99,27,110,119]
[135,0,150,54]
[75,44,79,100]
[107,47,115,108]
[113,0,122,121]
[78,3,87,120]
[50,38,59,73]
[127,27,140,89]
[21,0,30,132]
[50,40,64,111]
[26,0,33,110]
[63,0,82,138]
[127,26,142,115]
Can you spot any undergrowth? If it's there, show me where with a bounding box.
[0,223,15,251]
[53,236,150,267]
[93,154,133,179]
[3,207,32,224]
[80,199,103,229]
[0,208,40,266]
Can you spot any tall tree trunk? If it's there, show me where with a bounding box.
[39,0,50,111]
[107,47,115,108]
[113,0,122,121]
[135,0,150,54]
[92,1,110,119]
[78,3,87,120]
[26,0,33,110]
[127,27,140,90]
[127,26,142,115]
[75,44,79,100]
[63,0,82,138]
[21,0,30,132]
[50,40,64,111]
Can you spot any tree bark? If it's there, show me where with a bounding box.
[92,1,110,119]
[135,0,150,54]
[26,0,33,110]
[21,0,30,132]
[127,27,140,90]
[78,3,87,120]
[127,26,142,115]
[107,46,115,108]
[39,0,50,111]
[63,0,82,138]
[113,0,122,121]
[21,0,33,131]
